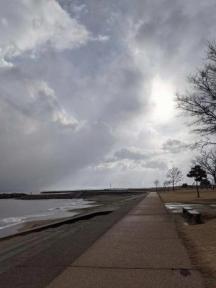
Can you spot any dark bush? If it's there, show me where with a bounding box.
[182,183,188,188]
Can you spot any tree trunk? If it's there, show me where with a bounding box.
[196,181,200,198]
[172,181,174,191]
[213,175,216,189]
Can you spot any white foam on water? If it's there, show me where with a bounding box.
[0,198,98,235]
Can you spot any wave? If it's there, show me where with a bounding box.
[0,198,97,231]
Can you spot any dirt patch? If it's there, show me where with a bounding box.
[160,189,216,287]
[175,217,216,287]
[160,188,216,204]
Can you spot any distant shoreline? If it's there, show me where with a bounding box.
[0,189,146,200]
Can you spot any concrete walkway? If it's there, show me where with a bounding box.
[46,193,204,288]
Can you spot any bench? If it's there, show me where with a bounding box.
[182,207,203,224]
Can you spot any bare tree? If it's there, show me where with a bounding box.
[154,179,159,192]
[195,149,216,185]
[177,42,216,140]
[166,167,183,191]
[163,180,170,191]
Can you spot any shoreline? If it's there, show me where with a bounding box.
[0,195,145,288]
[17,217,72,233]
[16,205,101,233]
[0,193,144,240]
[0,190,146,200]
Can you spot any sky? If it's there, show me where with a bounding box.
[0,0,216,192]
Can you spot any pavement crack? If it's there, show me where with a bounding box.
[71,265,198,271]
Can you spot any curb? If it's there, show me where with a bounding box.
[0,208,114,242]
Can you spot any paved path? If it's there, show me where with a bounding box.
[47,192,204,288]
[0,195,143,288]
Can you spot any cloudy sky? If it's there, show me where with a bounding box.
[0,0,215,192]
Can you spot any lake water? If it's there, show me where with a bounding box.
[0,198,97,237]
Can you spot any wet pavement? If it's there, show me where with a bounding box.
[0,195,144,288]
[46,193,204,288]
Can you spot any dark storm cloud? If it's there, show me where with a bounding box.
[0,0,145,191]
[104,147,168,172]
[142,160,168,170]
[162,139,189,154]
[0,0,216,190]
[112,148,150,162]
[0,66,113,192]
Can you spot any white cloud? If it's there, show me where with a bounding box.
[0,0,90,66]
[53,109,79,129]
[0,0,216,191]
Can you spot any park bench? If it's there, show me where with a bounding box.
[182,207,203,224]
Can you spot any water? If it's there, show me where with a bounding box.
[0,198,97,237]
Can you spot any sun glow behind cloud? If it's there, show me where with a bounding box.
[0,0,215,191]
[150,76,176,123]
